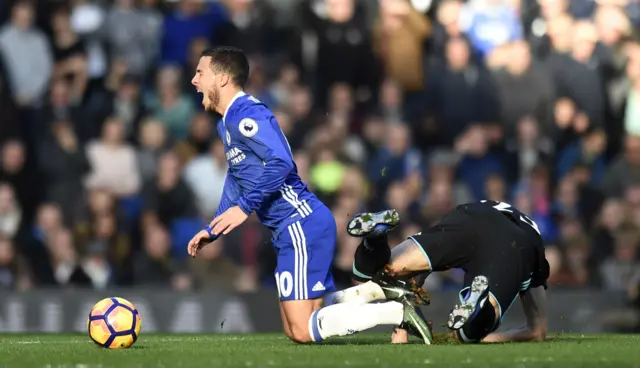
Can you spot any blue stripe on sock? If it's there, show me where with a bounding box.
[310,310,323,342]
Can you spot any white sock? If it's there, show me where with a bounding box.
[308,301,403,342]
[325,281,387,305]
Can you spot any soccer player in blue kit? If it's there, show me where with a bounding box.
[187,47,431,344]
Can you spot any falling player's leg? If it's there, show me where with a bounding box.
[274,204,337,343]
[276,206,429,344]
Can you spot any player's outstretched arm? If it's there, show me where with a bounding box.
[189,177,234,256]
[482,286,548,343]
[208,116,294,237]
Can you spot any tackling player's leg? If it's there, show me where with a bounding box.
[276,206,430,344]
[328,210,433,306]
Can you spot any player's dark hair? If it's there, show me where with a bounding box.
[200,46,249,88]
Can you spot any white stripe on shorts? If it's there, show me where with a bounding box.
[287,224,300,300]
[288,221,308,300]
[294,221,308,299]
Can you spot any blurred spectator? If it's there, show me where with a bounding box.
[423,179,456,223]
[174,112,214,163]
[424,37,499,146]
[70,0,108,82]
[557,126,607,186]
[134,224,187,288]
[295,0,379,108]
[490,41,554,136]
[269,63,301,110]
[455,125,505,200]
[431,0,467,58]
[142,151,198,228]
[161,0,226,66]
[484,173,507,202]
[555,176,580,220]
[50,6,87,103]
[526,0,570,58]
[215,0,279,56]
[562,232,591,286]
[189,237,242,290]
[137,118,168,183]
[0,140,38,223]
[104,0,160,78]
[183,140,227,218]
[513,172,557,243]
[378,79,403,123]
[0,236,31,290]
[0,1,52,109]
[283,85,316,151]
[504,117,553,185]
[366,123,421,197]
[426,150,474,204]
[372,0,431,94]
[43,78,84,141]
[546,20,606,128]
[47,227,81,286]
[80,212,129,285]
[85,117,141,197]
[22,203,61,286]
[600,223,640,291]
[0,183,21,238]
[603,135,640,197]
[461,0,523,58]
[145,65,196,139]
[109,75,148,143]
[38,121,90,221]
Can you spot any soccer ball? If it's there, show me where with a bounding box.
[88,297,142,349]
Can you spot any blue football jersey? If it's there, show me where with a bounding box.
[211,92,321,235]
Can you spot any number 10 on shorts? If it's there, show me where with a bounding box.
[275,272,294,298]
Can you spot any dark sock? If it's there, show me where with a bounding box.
[363,234,389,251]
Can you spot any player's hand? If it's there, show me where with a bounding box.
[391,328,409,344]
[209,206,249,236]
[187,230,212,257]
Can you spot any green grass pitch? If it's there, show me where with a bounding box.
[0,333,638,367]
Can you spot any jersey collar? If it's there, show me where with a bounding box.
[222,91,246,123]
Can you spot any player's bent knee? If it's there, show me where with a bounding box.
[280,298,323,344]
[286,325,314,344]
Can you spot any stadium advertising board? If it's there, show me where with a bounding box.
[0,290,624,333]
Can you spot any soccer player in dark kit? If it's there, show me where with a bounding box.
[330,200,550,344]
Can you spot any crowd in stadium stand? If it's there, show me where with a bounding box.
[0,0,639,306]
